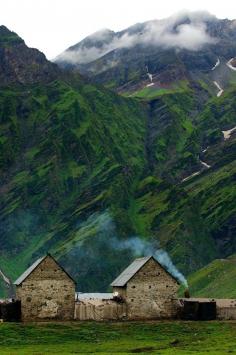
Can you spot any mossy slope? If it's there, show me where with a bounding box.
[0,27,236,295]
[188,254,236,298]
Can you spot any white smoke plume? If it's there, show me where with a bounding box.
[55,11,217,65]
[118,237,188,287]
[71,211,188,287]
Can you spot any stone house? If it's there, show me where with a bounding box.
[111,256,180,319]
[14,254,75,322]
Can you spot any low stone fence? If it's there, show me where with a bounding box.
[217,307,236,320]
[178,298,236,321]
[216,299,236,320]
[75,299,127,321]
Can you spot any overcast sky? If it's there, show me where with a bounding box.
[0,0,236,59]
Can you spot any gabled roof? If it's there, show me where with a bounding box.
[14,254,75,286]
[111,256,152,287]
[14,256,46,286]
[111,255,180,287]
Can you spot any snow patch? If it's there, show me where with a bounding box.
[146,83,155,87]
[222,126,236,140]
[182,157,211,182]
[0,269,10,285]
[146,65,154,87]
[147,72,153,82]
[202,147,209,153]
[200,160,211,169]
[213,81,224,97]
[182,171,201,182]
[211,58,220,70]
[226,58,236,71]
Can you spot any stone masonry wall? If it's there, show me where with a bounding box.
[125,258,179,319]
[75,299,127,321]
[113,286,127,299]
[16,256,75,321]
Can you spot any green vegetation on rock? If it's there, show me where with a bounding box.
[0,26,236,296]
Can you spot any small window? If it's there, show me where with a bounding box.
[166,285,169,288]
[149,286,151,289]
[132,285,136,289]
[131,298,134,302]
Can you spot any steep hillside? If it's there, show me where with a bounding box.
[134,86,236,273]
[55,12,236,94]
[188,254,236,298]
[0,24,236,296]
[0,78,149,292]
[0,26,59,84]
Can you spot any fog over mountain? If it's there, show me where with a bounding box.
[54,11,236,96]
[55,11,217,65]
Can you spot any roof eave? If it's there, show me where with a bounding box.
[14,254,76,286]
[111,255,181,287]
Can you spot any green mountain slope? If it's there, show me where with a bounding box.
[188,254,236,298]
[0,26,236,296]
[0,79,148,291]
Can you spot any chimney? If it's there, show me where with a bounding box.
[184,288,190,298]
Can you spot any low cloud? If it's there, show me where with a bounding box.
[57,46,110,65]
[55,11,217,65]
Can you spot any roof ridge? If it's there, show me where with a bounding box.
[111,255,153,287]
[111,255,180,287]
[14,254,75,285]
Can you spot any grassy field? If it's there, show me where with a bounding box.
[188,255,236,298]
[0,321,236,354]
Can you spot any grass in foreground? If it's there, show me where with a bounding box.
[0,321,236,354]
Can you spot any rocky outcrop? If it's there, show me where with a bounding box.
[0,26,59,85]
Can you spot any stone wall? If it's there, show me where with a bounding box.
[16,256,75,321]
[216,299,236,320]
[179,298,236,321]
[113,286,127,299]
[75,299,127,321]
[114,258,179,319]
[217,307,236,320]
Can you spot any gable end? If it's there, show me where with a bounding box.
[14,254,75,286]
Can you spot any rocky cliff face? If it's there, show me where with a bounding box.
[55,13,236,93]
[0,26,59,85]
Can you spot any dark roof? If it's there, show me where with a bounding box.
[14,254,75,285]
[111,255,180,287]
